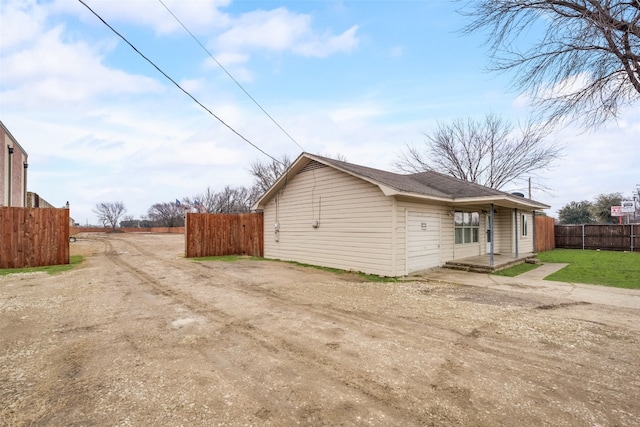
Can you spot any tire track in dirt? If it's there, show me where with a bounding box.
[89,235,640,425]
[99,237,232,322]
[96,236,443,424]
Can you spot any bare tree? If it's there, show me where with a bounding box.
[183,187,217,213]
[147,201,185,227]
[184,186,254,213]
[211,186,253,213]
[461,0,640,128]
[249,154,292,194]
[93,201,126,229]
[395,114,561,190]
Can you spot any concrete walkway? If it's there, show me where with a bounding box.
[418,264,640,310]
[517,262,569,280]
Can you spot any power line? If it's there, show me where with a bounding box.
[157,0,305,152]
[77,0,283,165]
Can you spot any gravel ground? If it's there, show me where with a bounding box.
[1,233,638,426]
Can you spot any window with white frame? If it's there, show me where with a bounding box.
[521,214,528,237]
[454,211,479,244]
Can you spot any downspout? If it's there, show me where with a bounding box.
[514,208,519,258]
[7,145,13,207]
[490,204,495,267]
[23,160,28,207]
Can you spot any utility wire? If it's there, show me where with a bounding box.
[77,0,283,165]
[157,0,305,152]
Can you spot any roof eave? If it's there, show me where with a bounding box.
[451,195,550,210]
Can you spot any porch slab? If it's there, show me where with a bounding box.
[444,252,537,273]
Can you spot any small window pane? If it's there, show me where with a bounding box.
[471,212,479,226]
[472,228,479,243]
[463,212,471,226]
[464,228,471,243]
[454,212,463,226]
[455,228,463,244]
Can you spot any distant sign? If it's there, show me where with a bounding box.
[621,200,635,213]
[611,206,623,217]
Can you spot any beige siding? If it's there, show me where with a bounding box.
[513,211,534,253]
[492,209,534,254]
[395,200,451,274]
[263,166,395,276]
[493,209,512,254]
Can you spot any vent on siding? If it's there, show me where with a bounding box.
[297,160,327,175]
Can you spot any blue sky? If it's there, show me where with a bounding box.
[1,0,638,225]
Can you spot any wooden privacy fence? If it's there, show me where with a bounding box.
[535,215,555,252]
[555,224,640,252]
[185,213,263,258]
[0,207,70,268]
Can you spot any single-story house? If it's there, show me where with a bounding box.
[252,153,550,277]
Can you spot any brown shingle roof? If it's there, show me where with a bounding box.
[312,154,508,199]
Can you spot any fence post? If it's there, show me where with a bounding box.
[631,224,635,252]
[582,224,585,250]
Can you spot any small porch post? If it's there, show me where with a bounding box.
[514,208,519,258]
[532,210,537,253]
[490,204,495,267]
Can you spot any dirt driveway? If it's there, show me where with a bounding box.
[1,233,639,426]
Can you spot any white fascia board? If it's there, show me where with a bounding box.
[379,186,452,203]
[451,196,550,210]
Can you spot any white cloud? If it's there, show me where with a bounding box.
[206,51,249,68]
[0,24,162,108]
[542,107,640,216]
[0,0,47,51]
[179,78,204,93]
[215,7,359,58]
[52,0,232,35]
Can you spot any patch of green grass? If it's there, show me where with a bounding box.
[0,255,84,276]
[537,249,640,289]
[493,262,540,277]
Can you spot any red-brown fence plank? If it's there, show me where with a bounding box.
[185,213,264,258]
[0,207,70,268]
[535,216,556,252]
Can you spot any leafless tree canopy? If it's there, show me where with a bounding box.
[461,0,640,127]
[395,114,561,190]
[249,155,292,194]
[93,201,126,229]
[147,202,185,227]
[184,186,255,214]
